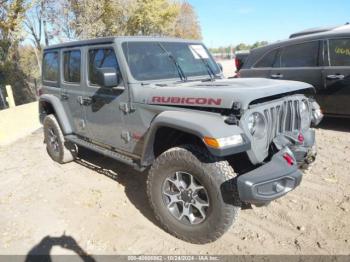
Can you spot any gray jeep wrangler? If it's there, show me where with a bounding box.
[39,37,323,244]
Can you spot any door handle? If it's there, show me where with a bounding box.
[82,97,93,105]
[326,74,345,80]
[77,96,93,106]
[60,93,69,100]
[270,74,284,79]
[77,96,84,105]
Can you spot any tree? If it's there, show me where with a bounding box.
[24,0,49,51]
[18,44,40,81]
[45,0,77,41]
[251,41,268,49]
[0,0,36,105]
[127,0,179,36]
[45,0,135,40]
[174,1,201,40]
[23,0,53,74]
[235,43,250,51]
[43,0,201,40]
[0,0,26,59]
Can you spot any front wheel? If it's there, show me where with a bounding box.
[147,145,240,244]
[43,114,77,164]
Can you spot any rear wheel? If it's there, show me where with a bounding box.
[147,145,240,244]
[43,114,77,164]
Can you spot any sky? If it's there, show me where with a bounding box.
[188,0,350,48]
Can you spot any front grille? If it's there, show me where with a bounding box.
[263,98,301,148]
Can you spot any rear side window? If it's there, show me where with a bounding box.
[329,38,350,66]
[43,52,59,82]
[276,41,319,67]
[63,50,81,83]
[255,49,278,68]
[275,41,319,67]
[89,48,119,85]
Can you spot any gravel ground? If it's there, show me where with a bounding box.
[0,118,349,256]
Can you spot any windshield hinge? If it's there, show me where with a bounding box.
[119,102,136,113]
[119,102,130,113]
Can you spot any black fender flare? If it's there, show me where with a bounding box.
[140,111,250,166]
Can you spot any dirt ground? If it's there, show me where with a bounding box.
[0,118,349,256]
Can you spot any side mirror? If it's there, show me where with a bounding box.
[217,62,223,72]
[96,67,122,88]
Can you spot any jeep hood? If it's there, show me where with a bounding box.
[137,78,314,110]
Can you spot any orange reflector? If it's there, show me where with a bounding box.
[203,137,220,148]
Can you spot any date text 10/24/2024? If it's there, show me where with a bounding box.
[127,255,219,261]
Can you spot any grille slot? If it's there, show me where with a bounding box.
[264,98,301,146]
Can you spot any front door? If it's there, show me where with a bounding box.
[269,41,323,93]
[82,45,130,151]
[321,38,350,116]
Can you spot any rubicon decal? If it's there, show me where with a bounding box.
[151,96,222,106]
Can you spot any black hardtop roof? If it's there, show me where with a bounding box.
[242,25,350,68]
[289,25,340,38]
[250,25,350,54]
[43,36,202,51]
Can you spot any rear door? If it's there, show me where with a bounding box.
[83,45,130,151]
[321,38,350,116]
[60,48,86,136]
[269,41,323,90]
[42,50,61,103]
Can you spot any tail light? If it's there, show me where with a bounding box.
[235,58,242,71]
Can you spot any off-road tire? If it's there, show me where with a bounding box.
[43,114,77,164]
[147,144,240,244]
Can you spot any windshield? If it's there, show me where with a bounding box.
[122,41,220,81]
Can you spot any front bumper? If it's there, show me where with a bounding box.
[237,148,302,204]
[273,129,317,168]
[292,144,317,169]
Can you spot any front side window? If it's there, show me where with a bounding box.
[89,48,119,85]
[255,49,278,68]
[63,50,81,83]
[43,52,59,82]
[122,41,220,81]
[329,38,350,66]
[276,41,319,68]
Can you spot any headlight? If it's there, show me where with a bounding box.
[247,112,266,139]
[203,135,244,148]
[300,100,311,130]
[311,101,323,126]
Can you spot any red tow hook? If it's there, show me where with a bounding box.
[283,153,294,166]
[298,133,304,143]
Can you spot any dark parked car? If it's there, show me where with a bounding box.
[234,50,250,72]
[239,24,350,117]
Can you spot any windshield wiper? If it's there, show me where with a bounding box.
[157,42,187,82]
[189,46,217,81]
